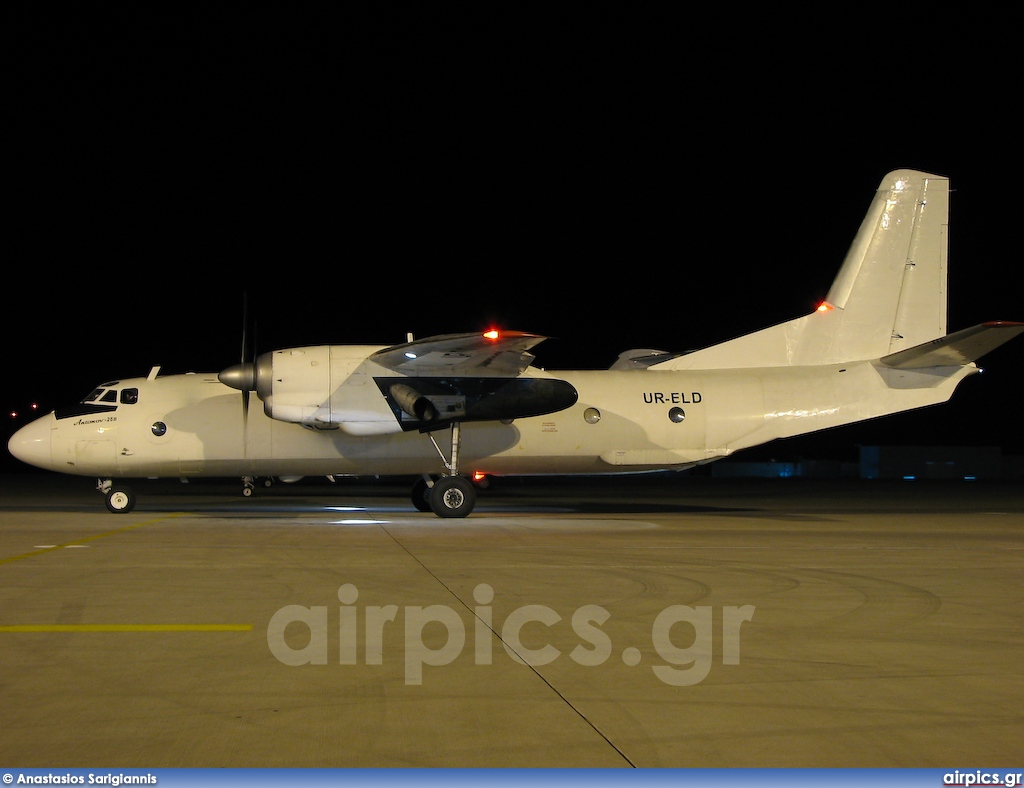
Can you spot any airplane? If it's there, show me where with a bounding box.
[8,170,1023,517]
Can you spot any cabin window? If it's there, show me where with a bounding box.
[584,408,601,424]
[669,407,686,423]
[120,388,139,405]
[151,422,167,437]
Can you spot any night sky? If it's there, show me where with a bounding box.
[4,29,1022,471]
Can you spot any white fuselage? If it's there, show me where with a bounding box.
[9,361,977,481]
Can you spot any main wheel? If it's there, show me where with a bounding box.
[105,486,136,514]
[429,475,476,518]
[411,477,433,512]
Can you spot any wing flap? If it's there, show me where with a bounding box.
[879,321,1024,369]
[371,331,547,376]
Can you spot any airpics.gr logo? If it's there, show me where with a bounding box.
[267,584,755,686]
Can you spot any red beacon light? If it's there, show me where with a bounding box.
[483,330,500,340]
[816,302,834,312]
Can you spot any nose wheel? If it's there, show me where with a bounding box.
[98,479,136,514]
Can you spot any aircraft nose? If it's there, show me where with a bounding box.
[8,413,55,471]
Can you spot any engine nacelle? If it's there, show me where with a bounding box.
[219,345,403,435]
[258,346,332,424]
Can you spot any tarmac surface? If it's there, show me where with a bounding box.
[0,472,1021,768]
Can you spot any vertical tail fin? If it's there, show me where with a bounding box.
[651,170,950,370]
[824,169,948,358]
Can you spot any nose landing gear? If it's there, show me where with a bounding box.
[97,479,136,513]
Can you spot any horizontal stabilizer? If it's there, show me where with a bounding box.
[879,321,1024,369]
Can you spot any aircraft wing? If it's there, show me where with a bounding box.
[368,331,578,431]
[370,331,547,377]
[879,321,1024,369]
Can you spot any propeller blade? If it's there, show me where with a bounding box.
[219,291,259,438]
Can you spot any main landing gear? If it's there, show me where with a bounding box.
[412,474,476,518]
[412,422,477,518]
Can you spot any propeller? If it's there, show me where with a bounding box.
[218,292,258,433]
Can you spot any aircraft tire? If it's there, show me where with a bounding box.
[429,475,476,518]
[411,477,432,512]
[105,486,136,514]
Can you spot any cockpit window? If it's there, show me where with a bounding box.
[82,382,128,405]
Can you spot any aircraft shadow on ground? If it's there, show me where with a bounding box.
[0,475,761,517]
